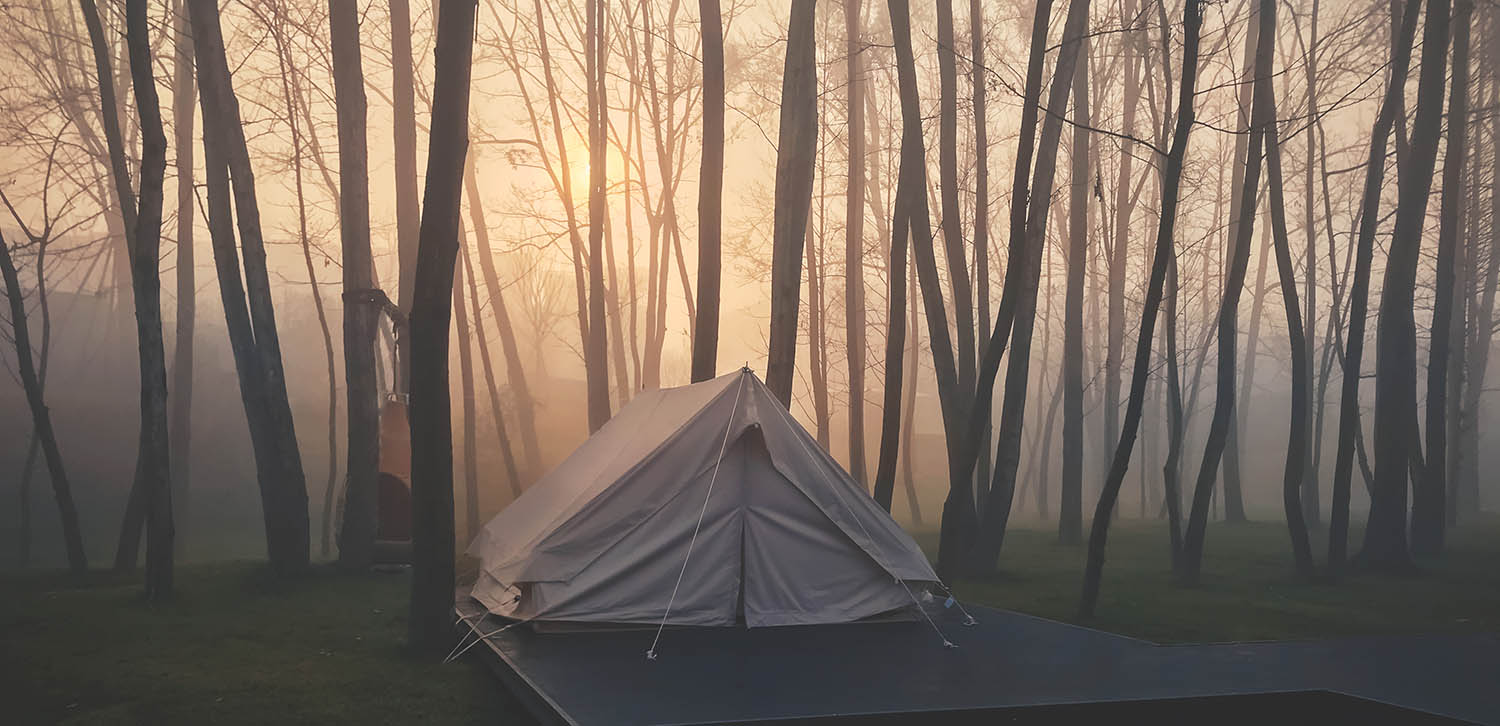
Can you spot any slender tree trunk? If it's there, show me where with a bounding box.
[899,258,923,525]
[691,0,724,382]
[408,0,477,656]
[889,0,970,577]
[1105,0,1142,494]
[970,0,993,500]
[464,163,541,474]
[583,0,611,431]
[1224,221,1269,524]
[331,0,381,571]
[1328,0,1421,574]
[2,232,86,573]
[1078,0,1200,615]
[269,10,338,561]
[1301,0,1324,528]
[974,0,1096,571]
[844,0,868,485]
[1260,47,1315,577]
[1179,0,1273,583]
[188,0,310,573]
[124,0,173,599]
[1364,0,1450,571]
[765,0,819,408]
[1414,0,1472,556]
[390,0,420,391]
[452,238,480,542]
[1061,50,1091,547]
[936,0,975,395]
[168,0,195,556]
[462,235,522,498]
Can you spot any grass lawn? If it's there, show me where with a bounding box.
[4,515,1496,723]
[1,564,526,725]
[924,514,1500,643]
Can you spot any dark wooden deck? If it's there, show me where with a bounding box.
[454,597,1498,725]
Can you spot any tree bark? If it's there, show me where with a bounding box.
[691,0,724,382]
[407,0,477,656]
[1078,0,1199,615]
[1364,0,1450,571]
[331,0,381,571]
[1414,0,1472,556]
[765,0,820,408]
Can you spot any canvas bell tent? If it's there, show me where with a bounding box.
[467,368,939,627]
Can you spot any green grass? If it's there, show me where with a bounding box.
[0,564,525,725]
[4,516,1496,723]
[920,514,1500,643]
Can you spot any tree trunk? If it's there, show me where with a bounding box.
[390,0,420,391]
[188,0,310,573]
[899,257,923,525]
[1078,0,1200,616]
[844,0,868,486]
[936,0,975,395]
[462,232,522,498]
[970,0,993,499]
[168,0,195,557]
[1364,0,1450,571]
[1224,220,1269,524]
[974,0,1096,571]
[464,162,541,474]
[1178,0,1272,583]
[765,0,819,408]
[584,0,611,431]
[268,8,338,561]
[407,0,477,656]
[1105,0,1142,498]
[331,0,381,571]
[1060,50,1090,547]
[1260,40,1316,577]
[1328,0,1422,574]
[1414,0,1472,556]
[452,238,480,543]
[691,0,724,382]
[2,232,87,573]
[124,0,173,599]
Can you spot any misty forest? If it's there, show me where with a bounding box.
[4,0,1499,722]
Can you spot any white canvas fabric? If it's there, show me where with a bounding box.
[468,368,939,627]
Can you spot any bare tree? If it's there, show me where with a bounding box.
[167,0,196,555]
[844,0,868,485]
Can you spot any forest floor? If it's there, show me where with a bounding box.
[4,515,1497,723]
